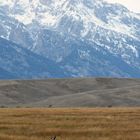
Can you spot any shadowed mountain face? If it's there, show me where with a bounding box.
[0,68,15,79]
[0,37,69,79]
[0,78,140,107]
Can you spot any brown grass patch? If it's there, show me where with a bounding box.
[0,108,140,140]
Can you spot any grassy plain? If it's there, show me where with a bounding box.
[0,108,140,140]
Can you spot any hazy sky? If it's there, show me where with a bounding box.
[106,0,140,13]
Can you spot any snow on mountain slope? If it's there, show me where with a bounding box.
[0,0,140,78]
[1,0,139,38]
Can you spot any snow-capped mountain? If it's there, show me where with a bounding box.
[0,0,140,78]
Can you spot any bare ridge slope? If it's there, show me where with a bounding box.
[0,78,140,107]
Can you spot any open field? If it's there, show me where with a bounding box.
[0,78,140,107]
[0,108,140,140]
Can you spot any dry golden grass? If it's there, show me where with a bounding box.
[0,108,140,140]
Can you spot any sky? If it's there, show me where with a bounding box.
[106,0,140,13]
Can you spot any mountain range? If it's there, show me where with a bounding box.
[0,0,140,79]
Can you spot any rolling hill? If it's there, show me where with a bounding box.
[0,78,140,107]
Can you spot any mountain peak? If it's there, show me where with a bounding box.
[0,0,137,34]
